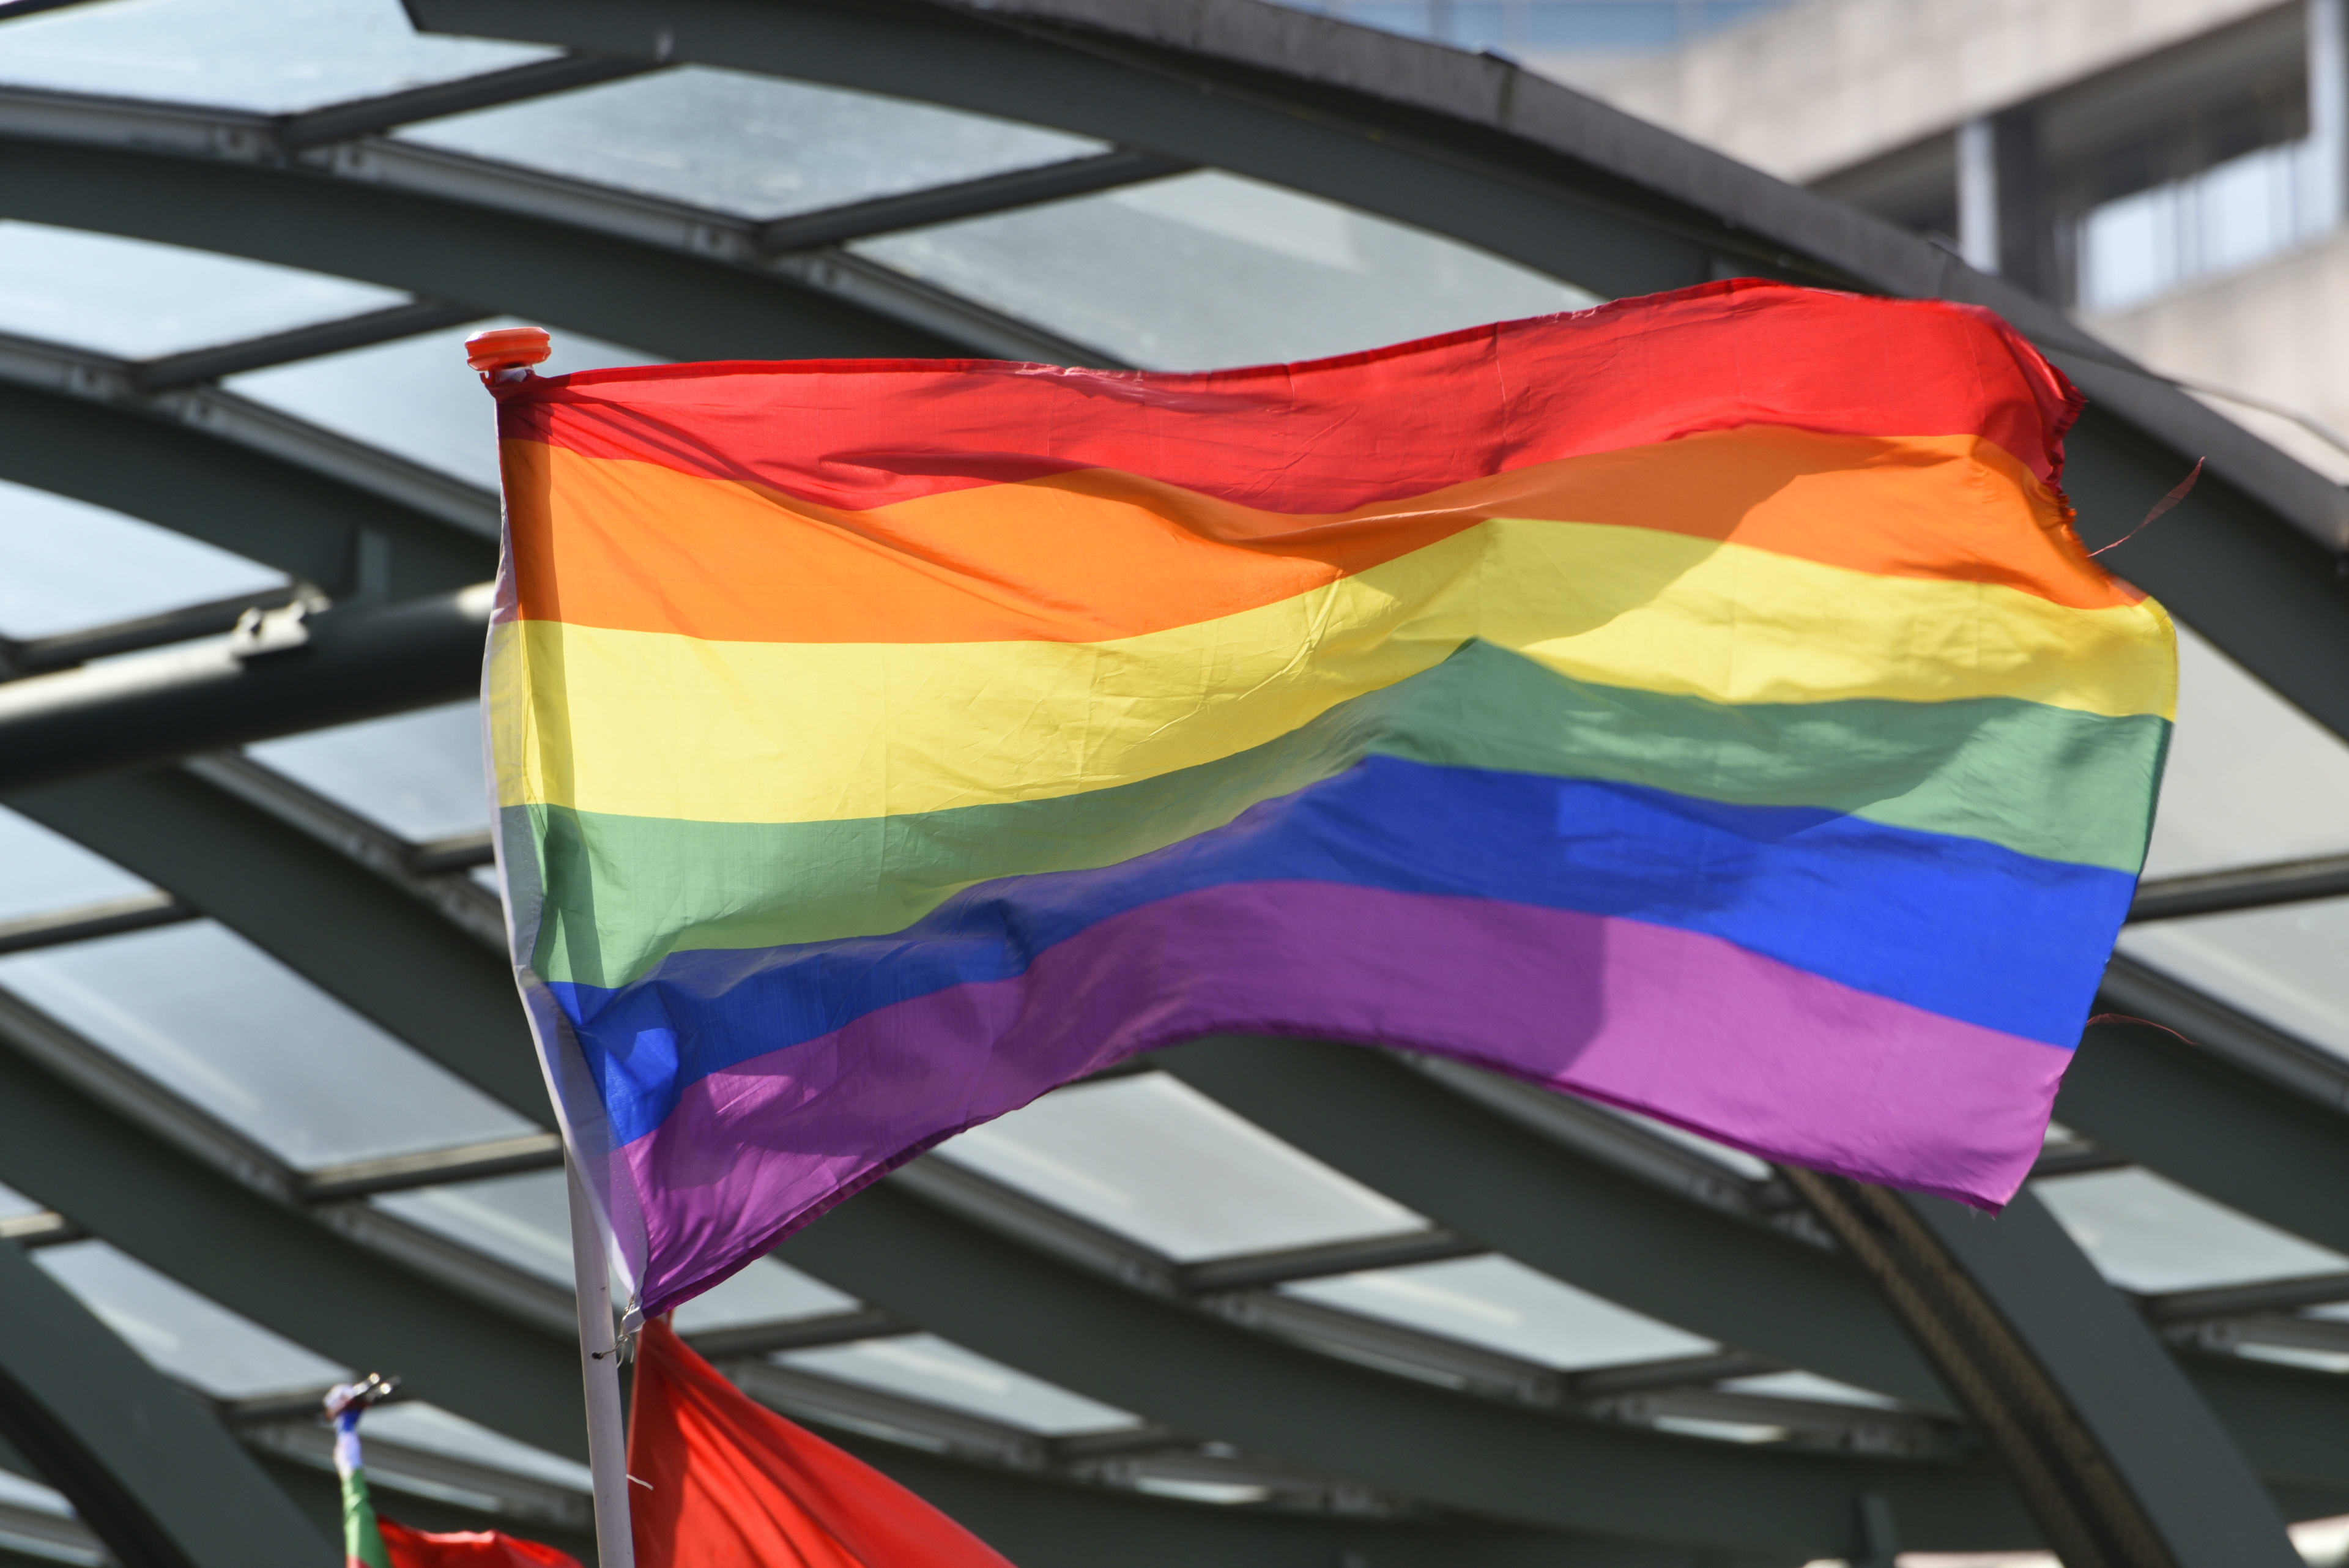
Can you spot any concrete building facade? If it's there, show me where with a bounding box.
[1556,0,2349,481]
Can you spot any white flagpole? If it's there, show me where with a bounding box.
[566,1151,637,1568]
[467,324,634,1566]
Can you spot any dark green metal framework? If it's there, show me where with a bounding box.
[0,2,2344,1564]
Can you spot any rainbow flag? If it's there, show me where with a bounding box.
[486,280,2174,1317]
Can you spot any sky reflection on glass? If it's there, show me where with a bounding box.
[374,1169,853,1322]
[0,923,532,1168]
[1283,1254,1716,1370]
[0,0,548,113]
[400,66,1099,220]
[858,169,1600,370]
[251,702,488,842]
[2035,1167,2349,1293]
[0,221,401,360]
[37,1239,347,1397]
[937,1071,1423,1260]
[781,1333,1141,1435]
[229,318,656,491]
[2142,622,2349,879]
[0,808,150,923]
[0,480,282,641]
[2120,897,2349,1063]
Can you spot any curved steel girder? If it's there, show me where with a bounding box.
[416,0,2349,747]
[0,139,982,366]
[2057,1014,2349,1259]
[1155,1035,1950,1411]
[0,377,487,598]
[0,768,548,1123]
[0,1238,329,1568]
[0,1038,588,1465]
[1788,1173,2299,1568]
[1151,1035,2349,1497]
[0,1035,1688,1568]
[780,1181,2036,1556]
[0,778,2003,1562]
[0,587,490,794]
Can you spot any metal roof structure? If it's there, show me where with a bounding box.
[0,1,2347,1564]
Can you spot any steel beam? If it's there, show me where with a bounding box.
[2057,984,2349,1257]
[0,1012,1710,1564]
[0,893,194,957]
[1,587,303,675]
[1151,1036,2349,1493]
[0,586,491,793]
[0,1025,587,1464]
[1786,1174,2299,1568]
[132,299,485,391]
[780,1181,2036,1555]
[276,53,656,150]
[0,377,485,599]
[0,1238,329,1568]
[0,330,496,541]
[2129,853,2349,922]
[413,0,2349,746]
[0,767,546,1120]
[1151,1036,1950,1411]
[753,147,1193,251]
[0,125,1051,366]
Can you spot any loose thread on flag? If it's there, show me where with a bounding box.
[2085,1011,2200,1047]
[2091,458,2204,557]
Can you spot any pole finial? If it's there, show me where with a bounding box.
[466,325,551,383]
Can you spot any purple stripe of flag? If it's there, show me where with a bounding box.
[615,882,2068,1315]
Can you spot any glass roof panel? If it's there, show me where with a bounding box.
[2237,1342,2349,1375]
[1717,1369,1902,1409]
[1131,1476,1269,1506]
[672,1259,859,1334]
[373,1169,573,1285]
[0,922,532,1167]
[779,1333,1141,1436]
[934,1072,1423,1260]
[1607,1103,1774,1181]
[0,1468,72,1520]
[0,0,551,113]
[249,700,486,842]
[0,480,283,641]
[0,1181,45,1222]
[36,1239,348,1397]
[227,316,656,492]
[2140,623,2349,879]
[2118,897,2349,1061]
[2033,1167,2349,1293]
[856,169,1601,369]
[1280,1254,1716,1370]
[0,221,403,360]
[1651,1414,1787,1444]
[363,1403,592,1494]
[374,1169,855,1320]
[398,67,1102,221]
[0,809,150,923]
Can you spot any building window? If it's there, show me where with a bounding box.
[2077,137,2334,312]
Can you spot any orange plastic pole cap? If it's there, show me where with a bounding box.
[466,325,552,373]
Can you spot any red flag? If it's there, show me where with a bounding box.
[628,1319,1016,1567]
[379,1518,582,1568]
